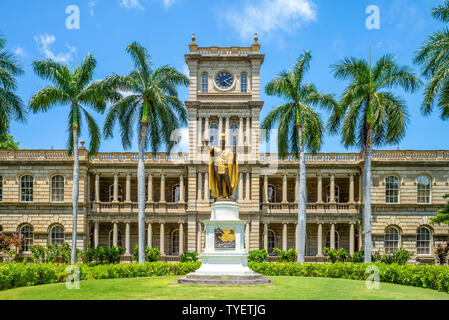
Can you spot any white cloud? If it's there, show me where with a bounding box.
[163,0,175,8]
[34,33,76,63]
[223,0,317,41]
[120,0,144,10]
[14,46,26,57]
[89,0,98,16]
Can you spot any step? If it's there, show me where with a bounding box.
[173,273,275,286]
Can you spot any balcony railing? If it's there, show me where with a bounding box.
[92,202,187,214]
[262,202,359,215]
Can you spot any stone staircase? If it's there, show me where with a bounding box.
[173,273,275,286]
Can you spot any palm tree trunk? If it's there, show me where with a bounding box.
[297,125,307,263]
[138,123,148,264]
[363,129,373,263]
[71,127,79,265]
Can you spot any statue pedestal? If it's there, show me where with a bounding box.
[175,201,274,285]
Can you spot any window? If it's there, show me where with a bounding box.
[19,225,33,251]
[230,123,238,146]
[325,231,340,249]
[268,230,275,254]
[21,175,34,202]
[0,176,3,202]
[325,185,340,203]
[50,225,65,246]
[417,227,431,255]
[386,176,399,203]
[172,229,179,255]
[384,227,400,254]
[210,124,219,146]
[109,184,123,202]
[172,185,180,203]
[417,176,431,204]
[268,185,276,203]
[51,175,64,202]
[201,73,208,93]
[109,229,122,248]
[241,73,248,93]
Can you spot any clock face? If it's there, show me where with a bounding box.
[215,72,234,89]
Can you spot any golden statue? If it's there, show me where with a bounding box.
[206,134,239,200]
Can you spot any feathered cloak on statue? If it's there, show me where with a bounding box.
[208,147,239,199]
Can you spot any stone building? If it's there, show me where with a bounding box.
[0,36,448,264]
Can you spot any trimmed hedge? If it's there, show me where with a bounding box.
[1,262,449,294]
[248,262,449,293]
[0,262,201,291]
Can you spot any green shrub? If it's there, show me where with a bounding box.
[248,249,268,263]
[372,248,413,265]
[322,247,338,263]
[273,248,297,262]
[180,252,198,262]
[350,251,364,263]
[132,245,161,262]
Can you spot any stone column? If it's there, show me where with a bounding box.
[197,117,202,147]
[246,117,251,146]
[218,117,223,139]
[245,172,250,200]
[349,223,355,255]
[295,223,299,252]
[238,172,243,201]
[359,174,362,203]
[179,222,184,255]
[349,173,355,203]
[204,172,209,201]
[147,174,153,202]
[179,174,185,203]
[317,173,323,203]
[263,175,268,202]
[113,174,119,202]
[125,222,130,254]
[225,117,230,146]
[282,223,288,251]
[125,174,131,202]
[160,222,165,255]
[238,117,244,146]
[282,175,288,203]
[317,223,323,256]
[147,222,152,247]
[94,222,99,248]
[330,223,336,249]
[358,224,363,251]
[263,223,268,251]
[160,173,165,203]
[245,222,250,253]
[295,174,299,202]
[330,174,336,203]
[197,172,203,201]
[197,222,202,253]
[113,222,118,247]
[204,117,209,144]
[95,174,100,202]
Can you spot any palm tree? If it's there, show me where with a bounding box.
[0,32,27,132]
[102,42,189,264]
[328,54,421,262]
[414,0,449,120]
[30,54,119,264]
[261,51,337,263]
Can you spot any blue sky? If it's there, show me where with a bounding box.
[0,0,446,153]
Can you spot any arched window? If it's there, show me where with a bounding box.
[230,123,238,146]
[417,176,431,204]
[19,225,33,251]
[268,230,276,254]
[209,124,219,146]
[0,176,3,202]
[417,227,431,255]
[49,225,65,246]
[267,185,276,203]
[386,176,399,203]
[172,229,179,255]
[51,175,64,202]
[325,185,340,203]
[172,185,180,203]
[109,184,123,202]
[325,231,340,249]
[241,73,248,93]
[201,73,208,93]
[385,227,400,254]
[21,175,34,202]
[109,229,122,248]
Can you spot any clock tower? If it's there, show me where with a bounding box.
[184,33,265,164]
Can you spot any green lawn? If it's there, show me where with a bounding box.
[0,276,448,300]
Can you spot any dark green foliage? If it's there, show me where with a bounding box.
[273,247,297,262]
[132,245,161,262]
[180,252,198,262]
[247,249,268,263]
[350,251,364,263]
[431,194,449,225]
[322,247,350,263]
[371,248,413,265]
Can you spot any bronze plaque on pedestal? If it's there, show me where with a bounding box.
[214,227,236,249]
